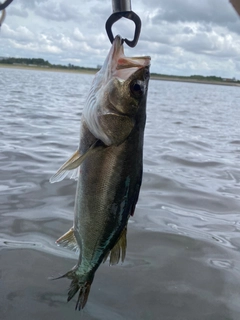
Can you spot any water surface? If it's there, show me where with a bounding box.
[1,67,240,320]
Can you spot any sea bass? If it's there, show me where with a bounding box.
[50,35,150,310]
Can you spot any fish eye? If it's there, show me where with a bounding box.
[130,80,144,97]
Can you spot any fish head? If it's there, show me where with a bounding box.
[83,35,151,146]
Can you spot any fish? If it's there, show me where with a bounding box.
[50,35,151,310]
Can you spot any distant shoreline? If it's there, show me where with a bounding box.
[150,75,240,87]
[0,64,97,74]
[1,64,240,87]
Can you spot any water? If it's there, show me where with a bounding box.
[1,67,240,320]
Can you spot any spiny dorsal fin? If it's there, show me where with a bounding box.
[103,227,127,265]
[50,139,104,183]
[56,227,79,252]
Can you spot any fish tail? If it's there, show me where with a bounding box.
[51,269,93,310]
[69,279,92,310]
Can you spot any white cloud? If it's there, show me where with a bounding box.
[10,39,62,54]
[73,28,85,41]
[2,24,34,42]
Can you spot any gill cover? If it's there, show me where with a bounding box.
[83,35,151,146]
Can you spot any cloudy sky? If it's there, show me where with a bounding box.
[1,0,240,77]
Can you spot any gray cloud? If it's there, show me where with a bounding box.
[36,1,84,22]
[149,0,238,24]
[1,0,240,78]
[17,0,49,10]
[8,7,29,18]
[144,0,240,37]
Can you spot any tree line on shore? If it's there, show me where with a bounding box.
[151,73,239,83]
[1,57,239,83]
[0,57,99,72]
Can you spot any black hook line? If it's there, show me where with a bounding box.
[0,0,14,11]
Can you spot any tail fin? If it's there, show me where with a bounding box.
[51,269,93,310]
[69,280,92,310]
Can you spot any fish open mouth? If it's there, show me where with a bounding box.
[111,35,151,80]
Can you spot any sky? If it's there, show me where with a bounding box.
[1,0,240,78]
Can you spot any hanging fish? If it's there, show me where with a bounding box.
[50,35,150,310]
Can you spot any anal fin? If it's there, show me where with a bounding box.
[103,227,127,265]
[56,227,79,252]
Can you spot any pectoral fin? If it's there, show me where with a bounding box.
[103,227,127,265]
[50,140,104,183]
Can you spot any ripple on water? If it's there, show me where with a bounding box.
[209,259,234,269]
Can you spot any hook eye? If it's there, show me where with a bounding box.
[105,11,141,48]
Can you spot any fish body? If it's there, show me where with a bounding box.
[50,36,150,309]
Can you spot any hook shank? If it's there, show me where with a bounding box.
[112,0,131,13]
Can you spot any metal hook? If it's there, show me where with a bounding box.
[105,0,141,48]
